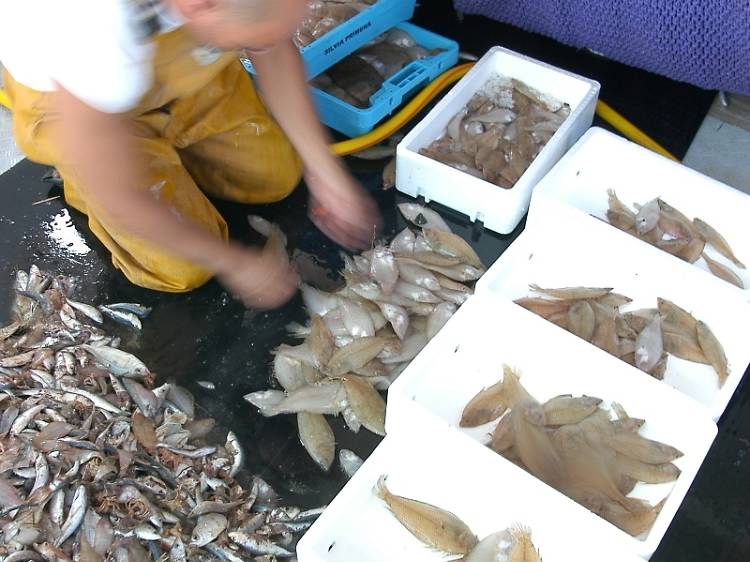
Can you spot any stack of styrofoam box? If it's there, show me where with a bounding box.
[396,46,601,235]
[299,83,750,562]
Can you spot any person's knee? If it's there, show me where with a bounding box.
[267,152,303,202]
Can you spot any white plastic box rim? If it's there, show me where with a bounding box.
[396,46,600,234]
[384,292,718,560]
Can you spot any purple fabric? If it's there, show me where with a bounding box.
[454,0,750,94]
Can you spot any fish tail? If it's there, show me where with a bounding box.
[374,474,389,501]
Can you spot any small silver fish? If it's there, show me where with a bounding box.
[191,513,227,547]
[99,305,142,330]
[106,302,152,318]
[229,531,295,557]
[226,430,243,478]
[56,484,87,546]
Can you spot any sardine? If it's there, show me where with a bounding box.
[374,475,478,555]
[56,484,87,546]
[106,302,153,318]
[229,531,295,557]
[66,299,104,324]
[99,306,142,330]
[226,430,243,478]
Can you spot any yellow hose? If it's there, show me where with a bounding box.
[331,63,475,156]
[2,63,679,163]
[0,88,11,110]
[595,99,678,161]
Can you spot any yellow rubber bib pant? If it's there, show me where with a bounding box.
[3,28,302,292]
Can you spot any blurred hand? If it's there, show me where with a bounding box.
[306,166,382,251]
[217,247,299,309]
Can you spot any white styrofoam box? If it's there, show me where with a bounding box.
[297,430,645,562]
[475,214,750,420]
[527,127,750,296]
[385,293,718,559]
[396,46,600,235]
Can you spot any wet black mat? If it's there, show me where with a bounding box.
[1,154,748,560]
[0,157,520,505]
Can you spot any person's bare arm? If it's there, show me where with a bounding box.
[56,85,297,307]
[250,42,381,250]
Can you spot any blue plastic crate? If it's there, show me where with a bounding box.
[242,0,416,79]
[310,23,460,138]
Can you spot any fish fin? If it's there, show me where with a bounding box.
[374,474,389,501]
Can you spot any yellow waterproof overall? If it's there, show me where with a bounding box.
[3,28,302,292]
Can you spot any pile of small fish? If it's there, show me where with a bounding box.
[0,266,321,561]
[515,285,729,387]
[421,76,570,188]
[293,0,378,49]
[605,191,746,289]
[244,204,484,472]
[461,365,682,537]
[375,475,541,561]
[311,28,443,108]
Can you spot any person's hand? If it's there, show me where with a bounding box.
[216,246,299,309]
[306,166,382,251]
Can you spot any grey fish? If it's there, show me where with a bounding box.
[191,513,227,547]
[229,531,295,557]
[99,305,142,330]
[121,378,159,418]
[106,302,153,318]
[81,345,149,378]
[56,484,87,546]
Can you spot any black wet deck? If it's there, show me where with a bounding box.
[1,4,748,559]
